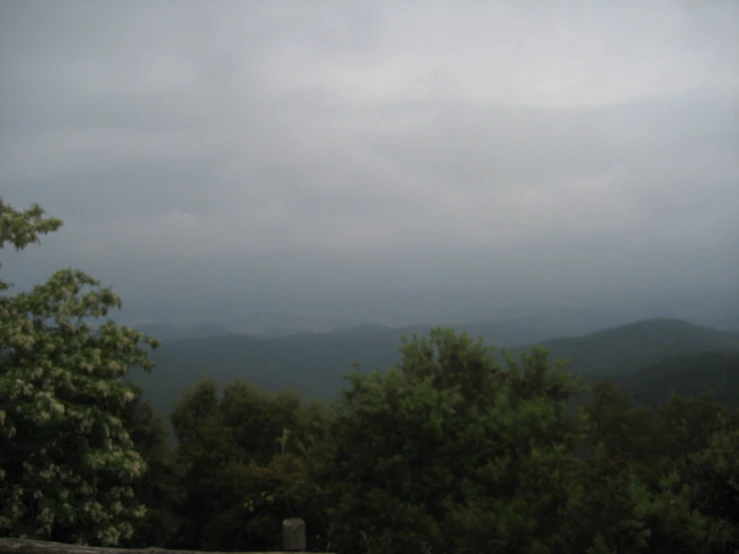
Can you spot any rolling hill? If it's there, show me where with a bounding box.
[592,351,739,407]
[130,317,739,417]
[130,330,404,417]
[520,318,739,375]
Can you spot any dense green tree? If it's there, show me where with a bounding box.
[578,385,739,553]
[120,382,181,548]
[302,328,593,554]
[654,395,739,553]
[583,381,662,482]
[688,425,739,551]
[0,199,159,546]
[170,378,318,551]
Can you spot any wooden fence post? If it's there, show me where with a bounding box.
[281,517,306,552]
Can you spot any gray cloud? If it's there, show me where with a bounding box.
[1,0,738,325]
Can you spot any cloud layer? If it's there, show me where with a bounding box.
[1,0,738,322]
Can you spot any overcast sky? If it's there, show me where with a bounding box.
[1,0,738,324]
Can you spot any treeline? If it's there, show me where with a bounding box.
[2,199,738,553]
[116,331,739,554]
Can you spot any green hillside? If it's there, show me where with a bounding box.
[132,318,578,415]
[131,317,739,417]
[597,351,739,407]
[521,317,739,375]
[131,331,403,417]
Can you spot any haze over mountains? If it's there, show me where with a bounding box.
[130,293,739,338]
[131,316,739,417]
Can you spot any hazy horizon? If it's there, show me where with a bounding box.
[2,1,738,332]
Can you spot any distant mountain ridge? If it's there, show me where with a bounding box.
[130,317,739,417]
[134,322,238,341]
[521,318,739,375]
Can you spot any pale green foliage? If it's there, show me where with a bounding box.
[0,198,160,545]
[0,199,63,260]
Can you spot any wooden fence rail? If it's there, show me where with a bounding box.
[0,538,333,554]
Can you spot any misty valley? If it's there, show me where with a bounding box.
[132,317,739,418]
